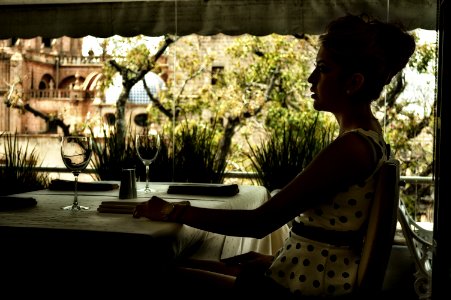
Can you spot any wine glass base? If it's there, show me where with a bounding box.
[62,205,90,211]
[138,188,156,193]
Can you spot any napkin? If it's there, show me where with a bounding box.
[49,179,119,191]
[0,196,37,211]
[167,183,239,196]
[97,200,143,214]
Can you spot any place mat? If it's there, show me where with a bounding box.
[97,200,144,214]
[49,179,119,191]
[0,196,37,211]
[167,183,239,197]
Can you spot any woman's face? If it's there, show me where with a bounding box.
[307,46,348,113]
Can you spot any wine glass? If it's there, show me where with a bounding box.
[136,131,160,193]
[60,135,92,210]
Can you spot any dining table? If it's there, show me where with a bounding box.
[0,181,289,296]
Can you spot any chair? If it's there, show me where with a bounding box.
[350,158,401,298]
[397,197,433,299]
[246,158,402,299]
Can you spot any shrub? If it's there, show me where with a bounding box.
[90,125,139,181]
[0,132,50,195]
[169,120,227,183]
[91,120,226,183]
[246,115,336,191]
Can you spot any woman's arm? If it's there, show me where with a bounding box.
[134,131,378,239]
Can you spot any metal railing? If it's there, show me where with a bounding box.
[25,89,95,100]
[10,165,434,183]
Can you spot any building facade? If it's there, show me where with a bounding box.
[0,36,105,134]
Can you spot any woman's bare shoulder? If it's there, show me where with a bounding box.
[299,131,380,187]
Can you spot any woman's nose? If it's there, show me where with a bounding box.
[307,71,316,84]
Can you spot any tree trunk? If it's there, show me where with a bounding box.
[217,116,240,168]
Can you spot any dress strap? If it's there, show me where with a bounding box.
[341,129,388,177]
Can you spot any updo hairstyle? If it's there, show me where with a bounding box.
[319,14,416,102]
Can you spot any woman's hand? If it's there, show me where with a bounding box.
[220,251,274,269]
[133,196,170,220]
[133,196,190,222]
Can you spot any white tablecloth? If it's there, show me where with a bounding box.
[1,182,289,261]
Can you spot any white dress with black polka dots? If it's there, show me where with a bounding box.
[266,129,388,297]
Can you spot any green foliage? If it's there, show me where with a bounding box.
[90,125,138,181]
[223,34,316,114]
[409,32,437,74]
[90,125,173,182]
[144,34,320,172]
[100,36,158,91]
[0,132,50,196]
[90,120,226,183]
[246,114,336,191]
[169,120,227,183]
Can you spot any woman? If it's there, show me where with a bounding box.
[133,14,416,298]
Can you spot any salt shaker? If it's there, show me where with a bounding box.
[119,168,137,199]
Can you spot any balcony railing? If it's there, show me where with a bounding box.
[7,165,433,183]
[25,89,95,100]
[24,52,104,66]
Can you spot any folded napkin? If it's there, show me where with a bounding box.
[49,179,119,191]
[167,183,239,196]
[0,196,37,211]
[97,200,144,214]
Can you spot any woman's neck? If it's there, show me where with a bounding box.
[335,105,382,136]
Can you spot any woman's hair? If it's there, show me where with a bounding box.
[319,14,416,102]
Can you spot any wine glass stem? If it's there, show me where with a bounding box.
[145,164,150,192]
[73,172,80,209]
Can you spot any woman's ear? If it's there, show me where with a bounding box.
[346,73,365,95]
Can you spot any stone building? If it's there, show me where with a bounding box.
[0,36,104,134]
[0,36,169,171]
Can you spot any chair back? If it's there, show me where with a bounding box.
[355,158,400,294]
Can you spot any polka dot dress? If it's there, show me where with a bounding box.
[266,129,388,297]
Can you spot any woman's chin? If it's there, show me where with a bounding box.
[312,102,330,113]
[312,101,322,111]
